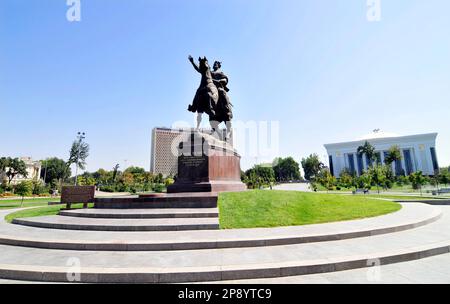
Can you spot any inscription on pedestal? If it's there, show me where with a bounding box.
[178,155,209,182]
[180,156,205,168]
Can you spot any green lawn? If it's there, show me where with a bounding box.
[3,191,402,229]
[219,190,402,229]
[0,198,56,210]
[4,203,94,223]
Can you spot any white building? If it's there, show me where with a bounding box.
[324,131,439,177]
[1,157,42,185]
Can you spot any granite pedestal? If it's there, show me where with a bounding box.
[167,131,246,193]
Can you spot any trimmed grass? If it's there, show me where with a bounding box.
[0,198,54,210]
[4,203,94,223]
[219,190,402,229]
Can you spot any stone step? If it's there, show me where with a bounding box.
[59,208,219,219]
[94,193,218,209]
[0,203,441,251]
[12,216,220,231]
[1,206,450,283]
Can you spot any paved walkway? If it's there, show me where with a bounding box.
[0,204,439,247]
[216,252,450,284]
[273,183,311,192]
[2,252,450,284]
[2,203,450,283]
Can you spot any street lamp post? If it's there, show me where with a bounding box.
[74,132,86,186]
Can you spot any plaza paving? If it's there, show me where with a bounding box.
[0,201,450,283]
[216,253,450,284]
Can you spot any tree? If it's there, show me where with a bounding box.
[41,158,71,186]
[124,166,146,175]
[301,154,324,181]
[439,168,449,187]
[112,164,120,183]
[32,179,46,195]
[0,157,9,184]
[367,165,388,194]
[77,175,96,186]
[5,158,28,185]
[0,157,9,173]
[357,172,372,191]
[316,168,336,192]
[244,165,276,189]
[384,145,402,166]
[357,141,376,167]
[409,171,427,196]
[339,169,355,189]
[15,181,32,207]
[273,157,301,182]
[67,134,89,185]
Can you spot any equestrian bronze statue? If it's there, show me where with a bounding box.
[187,55,233,139]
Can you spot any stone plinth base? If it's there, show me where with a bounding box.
[167,131,247,193]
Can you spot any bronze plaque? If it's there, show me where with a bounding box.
[61,186,95,204]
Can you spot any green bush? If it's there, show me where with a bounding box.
[153,183,165,193]
[32,180,47,195]
[165,178,175,187]
[100,185,116,193]
[15,181,33,197]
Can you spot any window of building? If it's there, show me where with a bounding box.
[430,147,439,172]
[375,152,381,165]
[357,153,364,176]
[364,154,373,168]
[403,149,414,175]
[329,155,334,177]
[383,151,388,165]
[347,154,355,174]
[395,160,403,176]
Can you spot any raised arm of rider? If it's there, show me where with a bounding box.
[188,56,200,73]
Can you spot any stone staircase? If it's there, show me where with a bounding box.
[1,200,450,283]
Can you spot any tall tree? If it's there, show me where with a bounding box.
[0,157,9,183]
[273,157,301,182]
[316,168,336,193]
[112,164,120,183]
[367,165,388,194]
[41,158,71,185]
[439,169,450,187]
[301,154,324,181]
[5,158,28,185]
[409,171,427,196]
[245,165,275,188]
[0,157,9,173]
[384,145,402,166]
[124,166,146,175]
[357,141,376,167]
[15,181,32,207]
[67,134,89,185]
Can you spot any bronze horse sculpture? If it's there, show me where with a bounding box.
[188,55,233,139]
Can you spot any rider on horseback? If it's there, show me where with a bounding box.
[187,55,233,139]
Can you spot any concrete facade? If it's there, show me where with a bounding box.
[324,132,439,177]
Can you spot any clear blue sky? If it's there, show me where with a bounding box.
[1,0,449,173]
